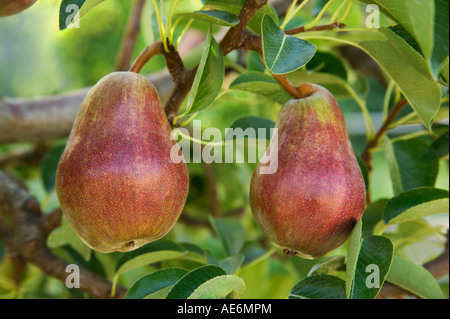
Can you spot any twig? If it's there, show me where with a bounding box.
[115,0,147,71]
[285,22,346,35]
[129,41,165,73]
[361,98,409,173]
[0,171,126,299]
[163,0,269,122]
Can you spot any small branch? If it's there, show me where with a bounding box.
[0,171,126,299]
[129,41,165,73]
[220,0,268,56]
[361,98,409,173]
[285,22,346,35]
[115,0,147,71]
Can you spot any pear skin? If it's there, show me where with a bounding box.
[250,84,366,259]
[0,0,36,17]
[56,72,189,253]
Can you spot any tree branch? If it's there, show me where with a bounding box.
[0,171,126,299]
[115,0,147,71]
[361,98,409,173]
[0,71,173,145]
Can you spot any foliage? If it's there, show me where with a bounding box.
[0,0,448,299]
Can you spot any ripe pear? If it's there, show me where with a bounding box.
[250,83,366,259]
[55,72,189,253]
[0,0,36,17]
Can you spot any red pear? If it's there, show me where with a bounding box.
[56,72,189,253]
[250,84,366,259]
[0,0,36,17]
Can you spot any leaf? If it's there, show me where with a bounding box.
[393,136,440,190]
[59,0,106,30]
[306,51,348,80]
[47,217,91,261]
[166,265,227,299]
[229,72,292,105]
[226,116,275,141]
[381,26,432,78]
[40,145,66,193]
[289,275,347,299]
[358,0,435,59]
[203,0,278,34]
[356,155,369,192]
[383,187,449,225]
[112,240,186,293]
[349,236,394,299]
[360,40,442,129]
[308,256,346,276]
[381,136,403,195]
[431,0,449,79]
[240,241,270,267]
[188,275,246,299]
[386,256,445,299]
[125,268,189,299]
[175,10,240,27]
[426,129,449,159]
[261,15,317,75]
[184,28,224,115]
[218,255,245,275]
[362,199,389,237]
[345,219,362,298]
[210,217,246,256]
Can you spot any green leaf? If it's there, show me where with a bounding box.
[188,275,246,299]
[176,10,240,27]
[289,275,347,299]
[229,72,292,105]
[393,137,440,190]
[40,145,66,193]
[360,40,442,129]
[59,0,106,30]
[345,219,363,298]
[387,256,445,299]
[358,0,435,59]
[381,26,432,78]
[184,28,224,116]
[240,241,271,267]
[226,116,275,141]
[203,0,278,34]
[349,236,394,299]
[218,255,245,275]
[125,268,189,299]
[261,15,316,75]
[362,199,389,237]
[356,155,369,192]
[308,256,346,276]
[210,217,246,256]
[381,136,403,195]
[383,187,449,225]
[306,51,348,80]
[427,129,449,159]
[166,265,227,299]
[47,217,91,261]
[112,240,186,293]
[431,0,449,79]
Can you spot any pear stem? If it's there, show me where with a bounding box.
[129,41,165,74]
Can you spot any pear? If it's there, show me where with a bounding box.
[0,0,36,17]
[250,83,366,259]
[55,72,189,253]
